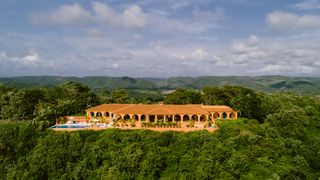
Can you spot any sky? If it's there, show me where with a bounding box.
[1,0,320,77]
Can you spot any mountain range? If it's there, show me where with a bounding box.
[0,76,319,95]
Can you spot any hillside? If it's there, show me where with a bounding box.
[155,76,320,94]
[1,77,320,179]
[0,76,319,94]
[0,76,156,90]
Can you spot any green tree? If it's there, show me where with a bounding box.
[33,102,57,125]
[164,88,202,104]
[56,82,98,114]
[0,89,45,120]
[110,89,130,103]
[96,88,112,104]
[202,86,263,121]
[266,105,309,138]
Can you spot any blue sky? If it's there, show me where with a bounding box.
[1,0,320,77]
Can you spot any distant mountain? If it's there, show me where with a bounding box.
[0,76,155,90]
[0,75,319,95]
[154,76,320,94]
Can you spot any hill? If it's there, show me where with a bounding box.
[0,76,156,90]
[155,76,320,94]
[0,75,320,94]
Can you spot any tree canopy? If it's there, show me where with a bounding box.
[0,82,320,179]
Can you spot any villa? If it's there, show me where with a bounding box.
[85,103,238,128]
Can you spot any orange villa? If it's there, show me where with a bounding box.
[85,103,238,128]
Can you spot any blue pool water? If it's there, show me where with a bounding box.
[50,124,89,129]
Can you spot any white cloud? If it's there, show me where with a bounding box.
[231,35,266,62]
[224,32,320,76]
[93,2,147,29]
[148,6,224,34]
[92,2,117,26]
[266,11,320,31]
[192,7,225,23]
[0,52,7,58]
[122,4,147,29]
[2,31,320,77]
[192,49,208,60]
[87,28,106,38]
[260,64,314,74]
[111,63,119,69]
[30,3,91,25]
[5,1,320,77]
[232,42,258,54]
[0,49,40,70]
[176,48,208,61]
[28,1,223,35]
[248,35,259,46]
[2,27,320,77]
[30,2,147,29]
[293,0,320,10]
[22,51,39,62]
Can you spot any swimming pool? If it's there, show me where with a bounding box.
[50,124,89,129]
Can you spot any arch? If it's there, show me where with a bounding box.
[157,115,164,122]
[115,114,122,120]
[141,115,146,122]
[183,115,190,121]
[174,115,181,122]
[213,112,219,119]
[200,115,206,121]
[96,112,102,117]
[222,112,227,119]
[90,112,95,117]
[123,114,130,121]
[105,112,110,117]
[167,115,173,122]
[133,114,139,121]
[149,115,155,123]
[191,115,198,121]
[229,112,236,119]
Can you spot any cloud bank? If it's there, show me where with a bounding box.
[266,11,320,32]
[30,2,147,29]
[1,1,320,77]
[293,0,320,10]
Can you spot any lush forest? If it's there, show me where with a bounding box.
[0,81,320,179]
[1,75,320,95]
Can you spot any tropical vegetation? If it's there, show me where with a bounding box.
[0,80,319,179]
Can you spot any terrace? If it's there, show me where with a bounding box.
[51,103,237,132]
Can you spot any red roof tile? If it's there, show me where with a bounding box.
[86,104,236,115]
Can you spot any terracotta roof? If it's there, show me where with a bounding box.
[86,104,236,115]
[201,105,234,112]
[113,105,156,114]
[86,104,129,112]
[145,107,175,115]
[158,105,210,115]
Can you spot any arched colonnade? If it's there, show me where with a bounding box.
[87,111,237,124]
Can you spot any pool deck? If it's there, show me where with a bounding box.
[51,126,217,132]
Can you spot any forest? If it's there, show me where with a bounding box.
[0,81,320,179]
[1,75,320,95]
